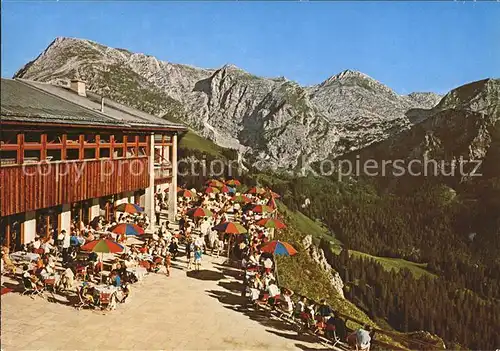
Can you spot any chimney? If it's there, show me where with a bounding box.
[70,79,86,97]
[101,97,104,113]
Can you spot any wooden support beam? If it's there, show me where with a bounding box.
[79,135,85,160]
[17,133,25,164]
[41,134,47,161]
[123,135,128,158]
[62,134,67,160]
[145,135,151,157]
[96,135,101,160]
[110,135,115,160]
[135,135,139,157]
[5,220,11,250]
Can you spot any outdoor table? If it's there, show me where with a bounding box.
[94,284,119,294]
[10,251,40,263]
[126,267,147,281]
[137,253,153,262]
[95,231,118,241]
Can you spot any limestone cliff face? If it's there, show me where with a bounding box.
[302,235,344,298]
[15,37,442,170]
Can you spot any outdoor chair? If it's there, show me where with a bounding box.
[75,265,87,281]
[75,287,95,310]
[99,291,117,311]
[22,277,45,299]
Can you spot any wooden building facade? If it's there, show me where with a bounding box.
[1,78,185,251]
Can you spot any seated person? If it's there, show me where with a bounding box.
[109,271,122,288]
[32,236,42,250]
[267,281,281,306]
[80,283,96,306]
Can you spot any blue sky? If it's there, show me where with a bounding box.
[1,1,499,94]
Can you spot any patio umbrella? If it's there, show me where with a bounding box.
[252,205,274,213]
[187,207,213,218]
[178,189,195,198]
[267,197,277,210]
[259,240,297,284]
[247,186,266,195]
[213,221,247,258]
[205,186,221,194]
[213,221,247,234]
[109,223,145,236]
[226,179,241,187]
[206,179,224,188]
[255,218,286,229]
[115,203,144,214]
[220,185,236,193]
[266,190,281,199]
[231,194,252,203]
[81,239,125,283]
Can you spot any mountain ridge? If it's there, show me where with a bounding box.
[14,36,450,169]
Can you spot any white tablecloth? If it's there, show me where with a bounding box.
[10,251,40,262]
[94,284,119,294]
[137,253,153,262]
[127,267,147,281]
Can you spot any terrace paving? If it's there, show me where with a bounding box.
[1,250,331,350]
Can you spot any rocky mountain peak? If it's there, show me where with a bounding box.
[20,37,492,170]
[324,69,371,83]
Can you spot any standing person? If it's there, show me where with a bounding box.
[186,237,194,270]
[194,246,202,271]
[60,230,70,264]
[165,252,172,277]
[155,202,161,226]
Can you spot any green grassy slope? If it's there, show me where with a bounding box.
[178,130,226,157]
[277,202,435,279]
[349,250,436,279]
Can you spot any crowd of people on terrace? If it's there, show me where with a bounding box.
[1,178,373,350]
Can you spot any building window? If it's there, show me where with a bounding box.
[84,149,96,160]
[138,147,147,157]
[114,148,124,158]
[99,148,110,159]
[100,134,110,144]
[46,133,61,144]
[0,150,18,165]
[138,135,146,143]
[113,133,124,143]
[0,131,18,145]
[67,149,79,160]
[24,132,41,143]
[126,147,136,158]
[47,149,62,162]
[85,134,96,144]
[24,150,40,164]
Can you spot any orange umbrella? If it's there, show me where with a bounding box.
[255,218,286,229]
[252,205,274,213]
[247,186,266,195]
[178,189,195,198]
[205,186,221,194]
[226,179,241,186]
[206,179,224,188]
[231,195,252,203]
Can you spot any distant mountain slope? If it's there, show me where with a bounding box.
[15,37,442,169]
[339,78,500,182]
